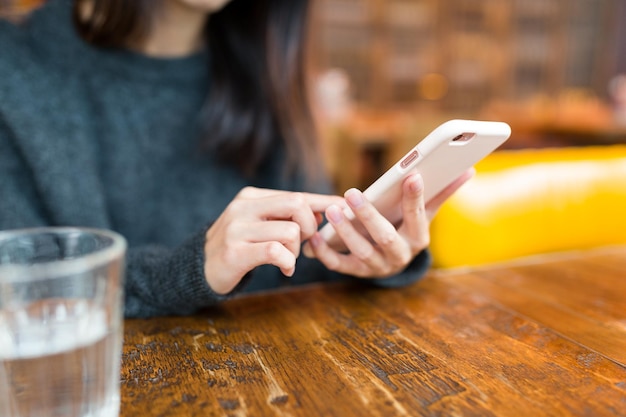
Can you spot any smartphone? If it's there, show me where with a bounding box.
[319,119,511,243]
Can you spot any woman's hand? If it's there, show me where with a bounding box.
[204,187,344,294]
[303,169,474,278]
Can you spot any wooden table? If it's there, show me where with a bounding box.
[121,246,626,416]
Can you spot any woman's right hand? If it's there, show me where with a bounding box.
[204,186,345,294]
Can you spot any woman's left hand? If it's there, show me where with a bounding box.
[303,169,474,278]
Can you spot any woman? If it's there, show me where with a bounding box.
[0,0,471,317]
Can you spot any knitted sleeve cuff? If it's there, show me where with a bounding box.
[124,229,229,317]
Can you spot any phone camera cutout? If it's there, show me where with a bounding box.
[450,132,476,146]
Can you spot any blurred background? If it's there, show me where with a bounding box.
[3,0,626,265]
[308,0,626,191]
[3,0,625,185]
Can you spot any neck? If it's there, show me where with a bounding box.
[135,2,208,58]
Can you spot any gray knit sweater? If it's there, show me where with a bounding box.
[0,0,430,317]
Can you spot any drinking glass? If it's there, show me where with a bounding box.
[0,227,127,417]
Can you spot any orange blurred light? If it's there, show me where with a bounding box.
[419,73,449,101]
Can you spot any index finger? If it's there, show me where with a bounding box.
[240,188,346,213]
[301,193,347,213]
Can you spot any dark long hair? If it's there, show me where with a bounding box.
[73,0,319,179]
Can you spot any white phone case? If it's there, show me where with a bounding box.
[320,119,511,243]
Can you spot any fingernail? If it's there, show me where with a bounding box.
[309,233,321,248]
[345,189,364,208]
[326,205,343,224]
[410,175,424,193]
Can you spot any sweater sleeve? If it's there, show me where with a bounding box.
[123,229,229,318]
[0,117,226,318]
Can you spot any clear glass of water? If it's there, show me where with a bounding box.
[0,227,127,417]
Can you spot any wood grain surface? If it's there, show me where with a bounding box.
[121,246,626,416]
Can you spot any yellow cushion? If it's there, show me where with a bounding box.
[430,145,626,267]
